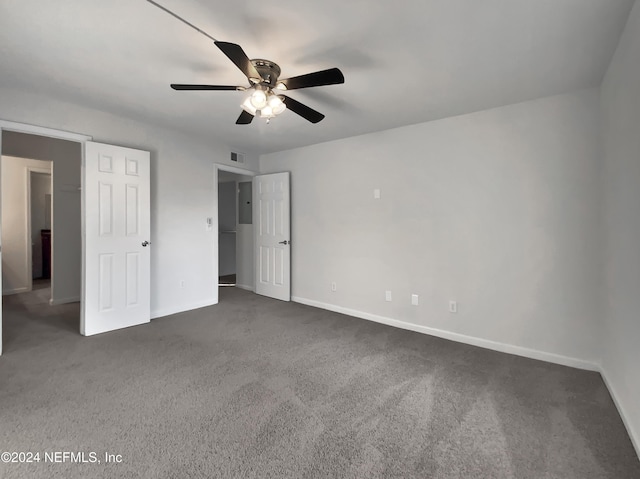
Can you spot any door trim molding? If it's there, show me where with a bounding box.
[214,163,257,178]
[0,120,92,142]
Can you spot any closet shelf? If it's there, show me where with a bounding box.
[219,230,237,234]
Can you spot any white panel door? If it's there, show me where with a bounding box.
[82,142,151,336]
[254,172,290,301]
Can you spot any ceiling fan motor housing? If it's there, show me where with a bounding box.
[251,59,281,87]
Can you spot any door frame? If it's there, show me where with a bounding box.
[213,163,256,303]
[26,166,53,294]
[0,119,92,355]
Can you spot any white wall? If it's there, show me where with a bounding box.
[3,131,82,304]
[0,86,259,319]
[600,0,640,455]
[30,171,52,279]
[261,88,602,367]
[1,156,51,294]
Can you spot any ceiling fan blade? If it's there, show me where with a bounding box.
[171,84,240,91]
[214,41,262,81]
[281,95,325,123]
[236,110,254,125]
[278,68,344,90]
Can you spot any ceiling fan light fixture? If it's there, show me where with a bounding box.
[250,89,268,109]
[268,94,282,106]
[241,96,257,115]
[156,1,345,126]
[241,90,286,121]
[259,105,275,118]
[269,95,287,115]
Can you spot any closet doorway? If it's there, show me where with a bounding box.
[215,164,255,295]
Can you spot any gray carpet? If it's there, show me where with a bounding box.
[0,286,638,479]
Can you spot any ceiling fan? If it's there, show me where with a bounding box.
[145,1,344,124]
[171,41,345,125]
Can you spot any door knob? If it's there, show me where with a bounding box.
[278,240,290,245]
[142,241,150,247]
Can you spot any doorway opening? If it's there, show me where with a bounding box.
[215,164,255,298]
[30,171,52,286]
[1,156,52,296]
[1,129,83,353]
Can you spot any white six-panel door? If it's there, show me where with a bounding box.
[82,142,151,336]
[254,172,291,301]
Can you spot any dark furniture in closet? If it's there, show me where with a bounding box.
[41,229,51,279]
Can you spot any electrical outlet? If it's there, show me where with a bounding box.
[411,294,419,306]
[331,282,337,292]
[385,290,392,302]
[180,280,186,289]
[374,188,381,199]
[449,300,458,313]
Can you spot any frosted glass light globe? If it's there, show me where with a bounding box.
[260,105,275,118]
[271,97,286,115]
[268,95,286,115]
[241,96,257,115]
[250,90,267,109]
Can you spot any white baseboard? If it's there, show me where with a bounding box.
[236,284,254,292]
[2,287,30,296]
[599,366,640,458]
[151,298,218,320]
[49,296,80,305]
[291,296,599,372]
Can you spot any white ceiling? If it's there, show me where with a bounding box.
[0,0,635,154]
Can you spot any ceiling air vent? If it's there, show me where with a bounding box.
[230,151,245,164]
